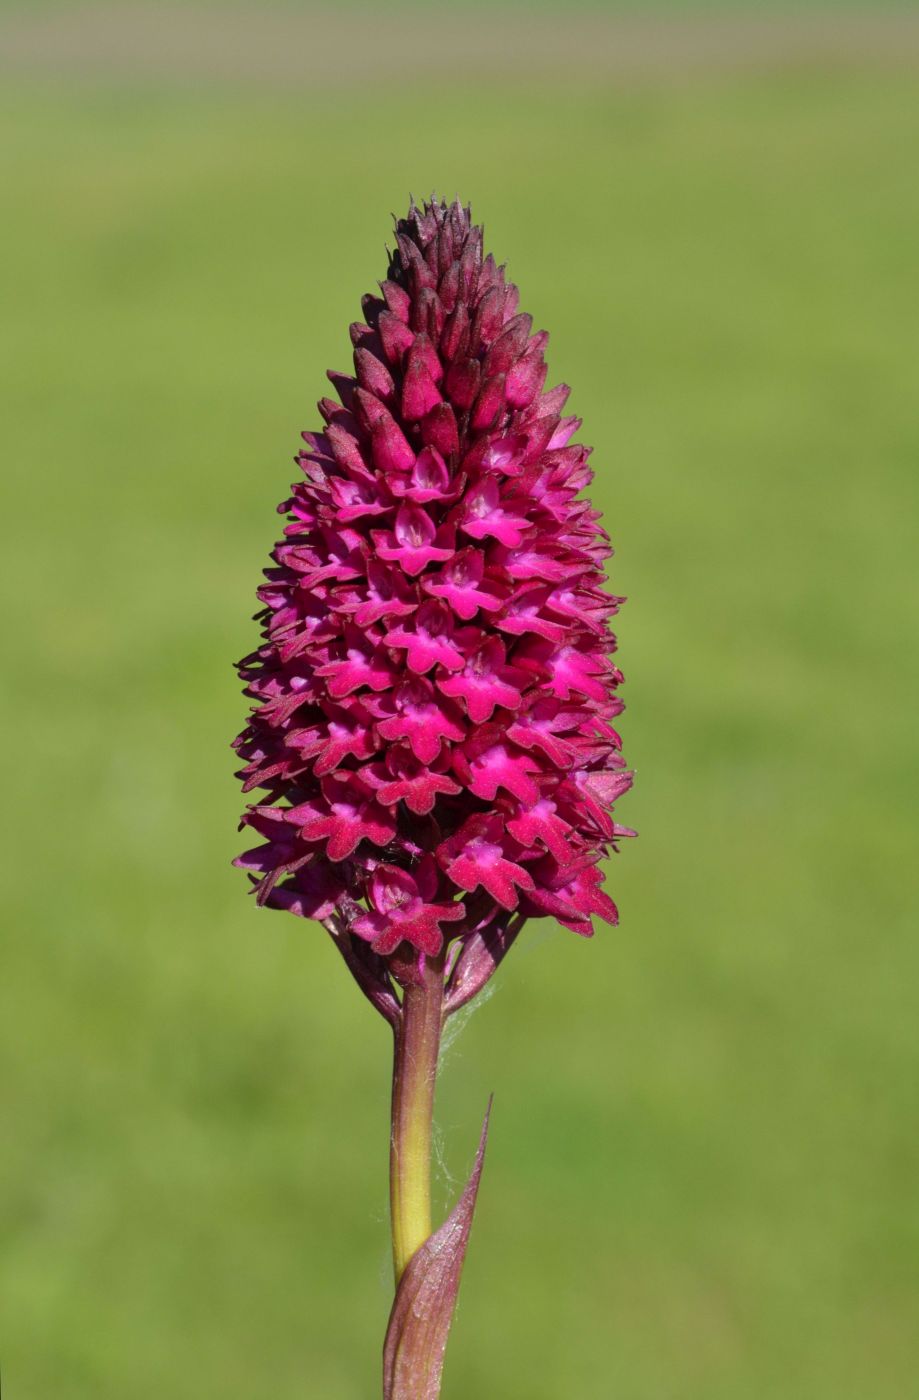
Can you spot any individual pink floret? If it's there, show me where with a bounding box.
[364,748,461,816]
[439,638,528,724]
[384,599,466,674]
[460,478,530,547]
[421,548,505,621]
[437,815,535,911]
[314,627,398,698]
[372,505,454,576]
[373,677,466,763]
[351,860,464,957]
[286,772,396,861]
[453,727,542,804]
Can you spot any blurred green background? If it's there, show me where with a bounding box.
[2,2,918,1396]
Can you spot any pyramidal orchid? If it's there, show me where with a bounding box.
[233,197,633,1397]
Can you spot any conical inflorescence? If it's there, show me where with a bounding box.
[234,198,632,963]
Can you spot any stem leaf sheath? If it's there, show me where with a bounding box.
[383,1099,492,1400]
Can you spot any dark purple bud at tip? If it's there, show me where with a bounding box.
[381,279,411,323]
[483,313,533,377]
[506,349,548,409]
[444,357,481,411]
[440,303,469,363]
[373,416,416,473]
[471,286,504,354]
[420,402,459,457]
[379,309,415,364]
[354,348,395,402]
[402,358,442,422]
[471,373,506,432]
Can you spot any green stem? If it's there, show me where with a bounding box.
[389,951,445,1283]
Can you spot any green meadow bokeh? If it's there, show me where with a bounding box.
[2,8,918,1398]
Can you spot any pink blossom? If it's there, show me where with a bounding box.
[439,637,527,724]
[373,677,466,764]
[437,815,535,911]
[352,860,464,957]
[286,772,396,861]
[384,599,467,675]
[364,748,461,816]
[372,506,454,576]
[421,549,505,621]
[234,198,632,961]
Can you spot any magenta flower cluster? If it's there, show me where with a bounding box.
[234,198,632,963]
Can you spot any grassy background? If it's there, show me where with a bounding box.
[2,6,918,1397]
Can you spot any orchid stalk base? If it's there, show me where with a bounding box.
[389,953,444,1283]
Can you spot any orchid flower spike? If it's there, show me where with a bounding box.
[233,196,633,1399]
